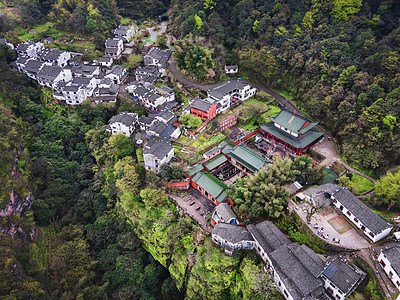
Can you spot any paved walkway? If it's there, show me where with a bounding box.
[139,22,169,47]
[311,137,377,183]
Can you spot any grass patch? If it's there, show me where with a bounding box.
[348,173,375,194]
[120,17,131,25]
[136,148,144,162]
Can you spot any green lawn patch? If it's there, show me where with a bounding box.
[120,17,131,25]
[17,21,56,41]
[349,173,375,194]
[136,148,144,162]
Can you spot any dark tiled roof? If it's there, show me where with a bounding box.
[260,123,324,149]
[72,77,91,85]
[108,112,138,126]
[208,80,248,100]
[24,60,43,73]
[160,124,177,139]
[107,65,125,76]
[246,221,290,254]
[213,203,237,222]
[63,85,80,92]
[138,116,153,125]
[322,258,363,294]
[149,120,167,135]
[212,223,253,244]
[158,85,174,94]
[146,47,170,61]
[157,110,174,122]
[99,56,113,62]
[105,38,122,47]
[144,138,173,159]
[381,245,400,275]
[16,56,28,65]
[105,47,119,54]
[41,49,64,61]
[270,243,325,299]
[270,109,319,135]
[332,188,393,235]
[136,66,158,74]
[191,98,214,112]
[37,65,62,81]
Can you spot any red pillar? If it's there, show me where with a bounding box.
[284,142,287,150]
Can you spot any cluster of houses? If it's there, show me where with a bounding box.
[11,40,128,105]
[207,180,400,299]
[105,24,136,58]
[126,47,172,110]
[188,80,256,120]
[6,23,138,106]
[106,108,180,172]
[212,220,365,300]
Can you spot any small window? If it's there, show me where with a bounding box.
[369,232,375,238]
[396,281,400,287]
[354,217,358,223]
[283,290,289,298]
[278,281,281,287]
[380,260,386,268]
[347,211,351,216]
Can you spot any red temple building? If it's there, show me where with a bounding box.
[190,98,217,121]
[259,109,324,155]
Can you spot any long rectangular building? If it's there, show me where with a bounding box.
[331,187,393,242]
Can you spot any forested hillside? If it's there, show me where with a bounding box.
[169,0,400,175]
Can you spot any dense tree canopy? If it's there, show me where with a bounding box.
[169,0,400,175]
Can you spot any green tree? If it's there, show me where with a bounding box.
[252,20,259,33]
[203,0,216,10]
[127,54,143,71]
[139,188,170,209]
[229,157,295,220]
[291,156,325,185]
[331,0,363,21]
[375,170,400,211]
[195,14,203,32]
[179,114,203,129]
[108,133,134,159]
[302,11,315,30]
[115,156,141,195]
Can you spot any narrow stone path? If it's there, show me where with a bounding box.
[358,249,395,300]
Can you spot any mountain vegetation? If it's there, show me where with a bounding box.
[169,0,400,175]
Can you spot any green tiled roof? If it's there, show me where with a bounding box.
[224,144,269,173]
[260,123,324,150]
[323,168,339,184]
[187,164,204,177]
[270,109,319,135]
[203,154,228,171]
[192,171,228,203]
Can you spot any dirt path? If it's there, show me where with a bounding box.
[358,249,396,300]
[311,138,377,183]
